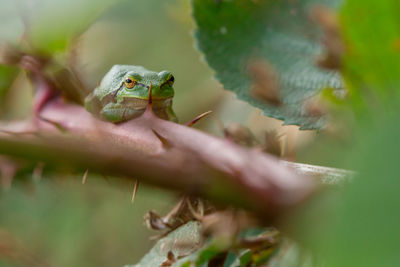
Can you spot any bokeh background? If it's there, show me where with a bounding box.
[2,0,400,266]
[3,0,362,266]
[0,0,315,266]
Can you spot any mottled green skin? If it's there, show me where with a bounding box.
[85,65,177,123]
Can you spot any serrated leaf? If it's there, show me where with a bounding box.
[192,0,343,129]
[130,221,202,267]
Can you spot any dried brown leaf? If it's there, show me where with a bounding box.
[160,251,176,267]
[263,131,283,157]
[0,44,23,66]
[224,122,259,147]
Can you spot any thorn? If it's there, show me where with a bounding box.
[186,198,204,221]
[146,83,153,108]
[185,110,212,127]
[32,162,44,182]
[131,179,139,204]
[37,115,67,133]
[144,83,155,117]
[152,130,172,149]
[162,196,187,225]
[0,157,17,190]
[82,169,89,184]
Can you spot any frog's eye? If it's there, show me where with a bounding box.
[124,77,136,89]
[167,75,175,86]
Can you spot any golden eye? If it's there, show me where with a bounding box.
[124,77,136,89]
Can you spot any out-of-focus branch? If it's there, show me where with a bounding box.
[0,99,320,221]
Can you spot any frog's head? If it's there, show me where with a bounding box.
[96,65,175,102]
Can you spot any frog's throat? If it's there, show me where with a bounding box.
[116,97,173,110]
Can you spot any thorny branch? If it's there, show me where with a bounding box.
[0,51,352,223]
[0,97,352,221]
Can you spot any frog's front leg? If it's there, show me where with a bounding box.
[166,105,178,123]
[152,105,178,123]
[101,102,145,123]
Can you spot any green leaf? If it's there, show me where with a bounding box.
[192,0,342,129]
[0,65,18,105]
[271,241,313,267]
[223,250,252,267]
[306,0,400,265]
[308,119,400,267]
[28,0,121,54]
[340,0,400,120]
[131,221,202,267]
[195,245,222,266]
[0,0,25,43]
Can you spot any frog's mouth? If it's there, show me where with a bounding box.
[120,97,173,110]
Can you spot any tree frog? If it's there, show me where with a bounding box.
[84,65,177,123]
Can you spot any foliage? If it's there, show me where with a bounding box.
[28,0,119,54]
[0,180,176,266]
[0,65,17,106]
[303,0,400,266]
[340,0,400,122]
[0,0,399,266]
[192,0,342,129]
[130,222,203,267]
[313,121,400,267]
[132,222,290,267]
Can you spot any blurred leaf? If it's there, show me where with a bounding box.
[311,119,400,267]
[0,65,18,106]
[192,0,342,130]
[0,0,25,43]
[0,180,175,266]
[306,0,400,265]
[131,221,202,267]
[267,239,312,267]
[224,250,252,267]
[340,0,400,120]
[28,0,121,53]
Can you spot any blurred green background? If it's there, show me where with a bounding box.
[0,0,308,266]
[0,0,218,265]
[8,0,397,266]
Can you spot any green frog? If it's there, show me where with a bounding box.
[84,65,177,122]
